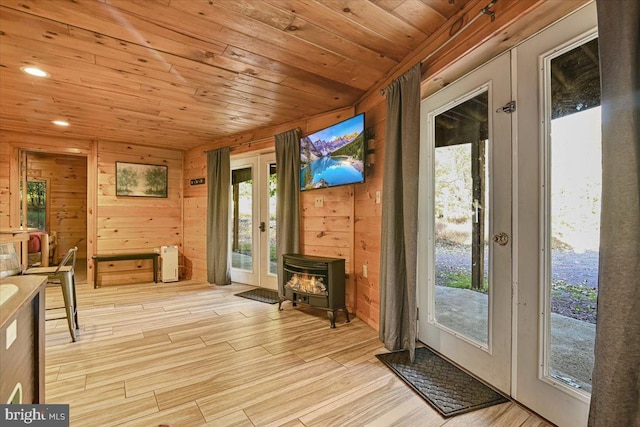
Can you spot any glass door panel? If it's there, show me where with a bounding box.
[259,154,278,290]
[514,4,597,425]
[545,37,600,394]
[267,163,278,276]
[434,90,490,347]
[231,166,254,272]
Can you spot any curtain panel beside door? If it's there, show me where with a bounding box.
[275,128,301,296]
[207,147,231,285]
[589,1,640,425]
[379,63,421,361]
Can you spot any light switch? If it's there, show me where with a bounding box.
[315,197,324,207]
[362,264,368,278]
[375,191,381,204]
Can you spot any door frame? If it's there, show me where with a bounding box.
[416,4,598,424]
[10,142,95,284]
[230,151,277,289]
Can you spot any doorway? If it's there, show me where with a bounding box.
[417,3,599,426]
[230,153,277,289]
[22,151,88,282]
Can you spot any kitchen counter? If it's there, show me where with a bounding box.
[0,274,46,404]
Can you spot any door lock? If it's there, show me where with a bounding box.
[492,232,509,246]
[259,221,266,232]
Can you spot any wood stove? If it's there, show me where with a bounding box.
[279,254,350,328]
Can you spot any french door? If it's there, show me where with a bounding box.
[230,153,278,289]
[418,3,599,426]
[514,4,598,426]
[417,52,513,394]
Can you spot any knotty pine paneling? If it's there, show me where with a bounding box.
[26,152,88,262]
[96,140,183,285]
[0,141,10,229]
[300,184,355,313]
[182,150,207,281]
[351,101,386,330]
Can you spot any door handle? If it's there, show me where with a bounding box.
[492,232,509,246]
[259,221,266,232]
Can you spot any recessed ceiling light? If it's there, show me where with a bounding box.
[21,66,50,78]
[52,120,69,127]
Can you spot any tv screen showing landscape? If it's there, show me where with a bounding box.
[300,113,366,191]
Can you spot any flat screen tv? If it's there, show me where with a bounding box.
[300,113,366,191]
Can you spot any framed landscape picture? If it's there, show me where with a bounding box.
[116,162,168,198]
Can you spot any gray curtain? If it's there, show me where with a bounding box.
[589,1,640,425]
[206,147,231,285]
[379,63,421,361]
[275,128,301,296]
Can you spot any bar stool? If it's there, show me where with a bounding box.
[24,247,79,342]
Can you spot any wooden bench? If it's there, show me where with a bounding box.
[92,253,159,288]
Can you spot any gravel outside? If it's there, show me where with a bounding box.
[435,242,598,324]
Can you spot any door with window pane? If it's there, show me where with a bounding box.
[515,4,598,426]
[417,52,512,394]
[230,153,277,289]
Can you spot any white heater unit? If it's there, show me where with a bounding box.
[160,245,179,282]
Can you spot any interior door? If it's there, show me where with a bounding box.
[417,52,512,394]
[230,153,278,289]
[514,4,598,426]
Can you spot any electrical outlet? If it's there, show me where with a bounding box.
[362,264,368,278]
[375,191,381,204]
[6,319,17,350]
[315,196,324,207]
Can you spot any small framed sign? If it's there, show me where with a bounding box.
[190,177,205,185]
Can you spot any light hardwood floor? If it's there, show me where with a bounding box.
[44,280,553,427]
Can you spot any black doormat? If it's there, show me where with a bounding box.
[235,288,279,304]
[376,347,508,417]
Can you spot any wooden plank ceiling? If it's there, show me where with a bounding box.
[0,0,474,150]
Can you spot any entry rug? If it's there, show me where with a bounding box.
[375,347,509,417]
[235,288,279,304]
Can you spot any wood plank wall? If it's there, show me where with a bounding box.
[26,152,88,262]
[352,102,385,331]
[0,141,10,229]
[300,183,355,309]
[96,141,183,285]
[0,131,183,286]
[183,149,207,281]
